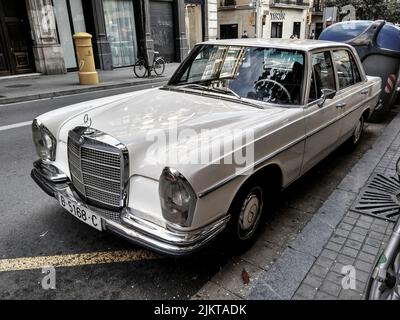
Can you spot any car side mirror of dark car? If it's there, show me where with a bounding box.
[318,88,336,107]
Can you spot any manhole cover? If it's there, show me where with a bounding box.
[350,174,400,222]
[5,84,31,88]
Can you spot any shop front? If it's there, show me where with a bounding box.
[0,0,35,76]
[265,8,308,39]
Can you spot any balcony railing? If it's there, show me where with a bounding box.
[271,0,310,7]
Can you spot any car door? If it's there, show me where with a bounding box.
[301,50,342,174]
[331,49,367,140]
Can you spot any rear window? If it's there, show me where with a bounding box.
[319,21,373,42]
[377,24,400,51]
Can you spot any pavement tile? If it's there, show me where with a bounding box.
[325,271,343,285]
[331,235,347,245]
[359,215,374,223]
[348,232,366,243]
[355,220,372,230]
[331,262,346,275]
[303,274,324,289]
[346,212,360,219]
[319,280,342,297]
[334,228,350,238]
[292,294,309,300]
[355,260,374,274]
[365,236,383,248]
[358,252,377,264]
[320,249,339,260]
[368,230,385,240]
[325,242,343,253]
[337,222,353,231]
[295,283,317,299]
[371,225,388,234]
[354,269,369,283]
[338,289,363,300]
[352,226,369,236]
[345,239,363,250]
[342,216,357,226]
[315,256,335,269]
[314,290,336,300]
[362,244,380,256]
[336,254,355,266]
[341,246,359,258]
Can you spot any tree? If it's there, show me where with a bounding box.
[330,0,390,20]
[386,0,400,23]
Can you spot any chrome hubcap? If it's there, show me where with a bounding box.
[238,187,263,240]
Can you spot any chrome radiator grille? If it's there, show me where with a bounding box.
[67,128,127,211]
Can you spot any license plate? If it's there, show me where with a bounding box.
[58,193,102,231]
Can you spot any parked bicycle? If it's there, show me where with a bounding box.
[133,51,165,78]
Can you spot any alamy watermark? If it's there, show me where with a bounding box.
[144,121,256,175]
[41,266,56,290]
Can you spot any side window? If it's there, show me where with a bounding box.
[311,51,335,99]
[333,50,362,90]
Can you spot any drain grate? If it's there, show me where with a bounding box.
[350,173,400,222]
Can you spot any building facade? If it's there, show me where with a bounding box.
[217,0,311,40]
[0,0,189,77]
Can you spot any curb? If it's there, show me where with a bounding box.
[248,112,400,299]
[0,77,168,105]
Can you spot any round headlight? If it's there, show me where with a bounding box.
[159,167,197,227]
[32,119,57,161]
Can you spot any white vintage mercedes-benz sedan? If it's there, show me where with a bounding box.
[31,39,381,255]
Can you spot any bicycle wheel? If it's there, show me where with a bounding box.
[134,60,147,78]
[154,58,165,76]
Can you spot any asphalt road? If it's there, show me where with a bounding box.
[0,85,396,299]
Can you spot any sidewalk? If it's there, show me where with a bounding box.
[0,63,179,105]
[193,111,400,300]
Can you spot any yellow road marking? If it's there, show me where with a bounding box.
[0,250,159,272]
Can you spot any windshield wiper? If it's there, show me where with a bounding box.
[209,86,241,99]
[170,83,263,109]
[175,83,241,99]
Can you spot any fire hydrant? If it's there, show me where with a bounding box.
[73,32,99,85]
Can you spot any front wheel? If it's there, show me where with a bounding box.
[133,60,147,78]
[153,58,165,76]
[346,116,364,150]
[227,184,265,249]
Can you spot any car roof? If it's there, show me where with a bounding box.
[198,38,353,51]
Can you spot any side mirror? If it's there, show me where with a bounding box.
[317,88,336,107]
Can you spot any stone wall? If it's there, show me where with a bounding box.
[25,0,66,74]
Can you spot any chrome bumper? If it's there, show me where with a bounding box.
[31,161,229,256]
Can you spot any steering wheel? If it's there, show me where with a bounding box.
[254,79,292,104]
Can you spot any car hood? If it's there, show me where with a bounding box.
[56,88,296,184]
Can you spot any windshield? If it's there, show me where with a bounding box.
[169,45,305,105]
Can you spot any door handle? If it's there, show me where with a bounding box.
[361,89,369,95]
[336,102,346,108]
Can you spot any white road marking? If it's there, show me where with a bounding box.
[0,121,31,132]
[0,250,159,272]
